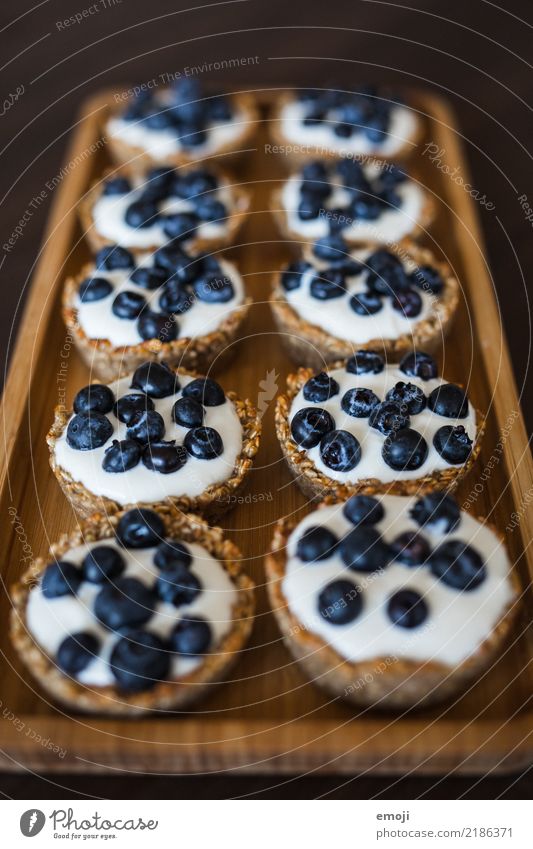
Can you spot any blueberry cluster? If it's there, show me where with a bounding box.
[120,78,234,148]
[41,509,214,692]
[294,492,485,628]
[290,351,473,473]
[294,159,407,225]
[66,362,226,473]
[101,165,228,242]
[281,236,444,319]
[295,86,403,144]
[78,242,235,343]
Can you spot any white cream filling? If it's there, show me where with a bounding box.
[283,496,514,666]
[54,373,243,503]
[281,171,425,243]
[279,99,419,157]
[91,178,234,249]
[284,248,434,344]
[27,539,237,686]
[107,107,248,161]
[289,364,477,484]
[76,255,244,346]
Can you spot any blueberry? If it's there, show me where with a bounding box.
[343,494,384,526]
[57,632,100,675]
[300,179,331,201]
[399,350,438,381]
[130,266,167,290]
[312,235,348,262]
[172,397,204,427]
[334,122,354,138]
[410,492,461,533]
[154,243,192,274]
[337,159,367,189]
[296,526,339,562]
[127,409,165,444]
[327,207,350,234]
[41,561,82,598]
[412,265,444,295]
[110,630,169,692]
[341,387,380,418]
[124,201,159,229]
[112,290,146,319]
[385,382,426,415]
[350,291,383,315]
[193,274,235,303]
[369,401,410,435]
[301,161,328,181]
[174,169,218,200]
[156,563,202,606]
[364,114,389,143]
[116,508,164,548]
[317,579,363,625]
[390,531,430,566]
[350,196,383,221]
[320,429,361,472]
[180,125,208,148]
[429,540,486,590]
[382,428,429,471]
[297,197,321,220]
[142,440,187,474]
[345,350,384,375]
[102,177,131,196]
[310,269,346,300]
[195,198,227,222]
[66,413,113,451]
[170,617,212,655]
[392,288,423,318]
[131,361,179,398]
[365,250,409,295]
[302,109,326,126]
[102,439,142,473]
[433,425,473,464]
[184,426,223,459]
[340,526,390,572]
[208,95,232,121]
[281,260,312,292]
[94,577,155,631]
[78,276,113,302]
[137,309,178,343]
[95,246,135,271]
[182,377,225,406]
[387,589,428,628]
[159,278,193,314]
[154,540,192,570]
[82,546,125,583]
[145,167,175,195]
[73,384,114,415]
[291,407,335,448]
[113,392,154,424]
[162,212,198,241]
[428,383,469,418]
[303,372,340,403]
[143,108,175,130]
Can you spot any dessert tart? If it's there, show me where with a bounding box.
[275,350,484,501]
[271,235,459,368]
[47,362,261,520]
[271,158,433,247]
[270,86,422,164]
[11,507,255,714]
[106,78,258,172]
[266,491,519,708]
[79,164,251,254]
[63,242,251,382]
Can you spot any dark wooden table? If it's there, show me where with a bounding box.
[0,0,531,799]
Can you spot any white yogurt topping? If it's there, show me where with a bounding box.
[76,255,244,347]
[279,99,419,157]
[283,496,514,666]
[289,363,477,483]
[91,177,234,249]
[54,373,243,503]
[27,538,238,686]
[283,247,435,344]
[281,168,425,243]
[107,107,248,161]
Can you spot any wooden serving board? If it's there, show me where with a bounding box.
[0,89,531,776]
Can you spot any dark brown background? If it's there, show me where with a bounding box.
[0,0,531,799]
